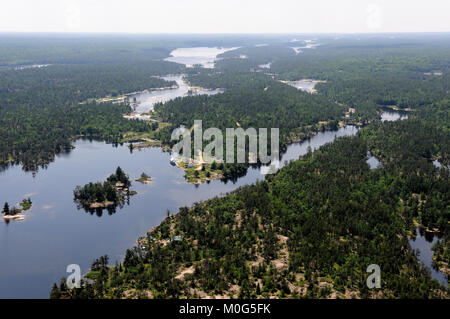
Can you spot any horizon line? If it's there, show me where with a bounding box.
[1,31,450,36]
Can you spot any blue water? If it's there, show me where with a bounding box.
[0,126,357,298]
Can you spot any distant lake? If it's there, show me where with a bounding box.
[366,151,382,169]
[283,80,323,93]
[164,47,238,68]
[258,62,272,69]
[381,110,409,122]
[129,75,223,115]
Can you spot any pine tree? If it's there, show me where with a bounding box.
[2,202,9,215]
[256,283,261,295]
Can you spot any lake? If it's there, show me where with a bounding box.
[164,47,238,68]
[381,110,409,122]
[282,80,325,93]
[0,125,358,298]
[366,151,382,169]
[2,110,442,298]
[409,228,448,287]
[129,75,223,115]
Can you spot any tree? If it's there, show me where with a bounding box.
[2,202,9,215]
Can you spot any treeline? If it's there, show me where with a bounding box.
[215,45,296,72]
[51,132,449,299]
[268,41,450,122]
[186,72,274,90]
[0,35,177,66]
[271,39,450,82]
[0,62,182,97]
[316,75,449,122]
[0,102,151,171]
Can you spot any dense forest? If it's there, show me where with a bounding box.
[0,34,298,67]
[154,73,345,180]
[50,126,449,298]
[214,45,297,72]
[0,34,448,299]
[270,39,450,122]
[0,61,185,171]
[155,73,345,148]
[48,35,450,299]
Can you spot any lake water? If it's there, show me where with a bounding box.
[433,160,442,168]
[381,110,409,122]
[1,110,441,298]
[164,47,238,68]
[366,151,382,169]
[14,64,51,71]
[289,39,319,54]
[283,80,321,93]
[129,75,223,115]
[409,228,448,287]
[258,62,272,69]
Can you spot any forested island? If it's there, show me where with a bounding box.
[2,198,33,221]
[73,167,135,212]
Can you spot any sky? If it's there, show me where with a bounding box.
[0,0,449,34]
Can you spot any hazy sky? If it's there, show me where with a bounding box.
[1,0,449,34]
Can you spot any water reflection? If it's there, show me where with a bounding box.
[409,228,448,287]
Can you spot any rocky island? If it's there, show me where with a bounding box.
[2,198,33,221]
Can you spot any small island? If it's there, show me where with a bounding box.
[177,160,248,184]
[135,172,152,184]
[2,198,33,221]
[73,167,136,212]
